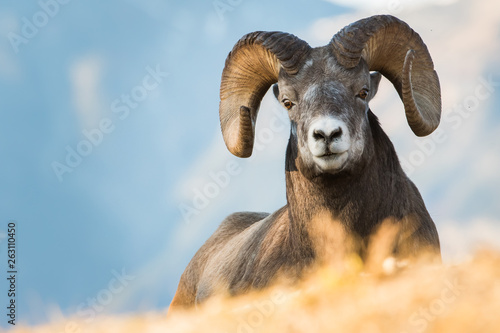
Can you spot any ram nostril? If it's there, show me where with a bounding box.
[312,127,342,143]
[313,129,326,141]
[329,127,343,141]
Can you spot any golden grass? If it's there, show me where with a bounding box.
[13,246,500,333]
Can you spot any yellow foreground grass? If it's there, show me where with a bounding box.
[13,248,500,333]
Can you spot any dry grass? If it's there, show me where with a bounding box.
[13,244,500,333]
[163,248,500,333]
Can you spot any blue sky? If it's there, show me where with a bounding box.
[0,0,499,328]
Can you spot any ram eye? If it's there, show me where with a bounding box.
[358,88,369,100]
[282,99,294,110]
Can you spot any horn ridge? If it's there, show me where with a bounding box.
[219,31,311,157]
[330,15,441,136]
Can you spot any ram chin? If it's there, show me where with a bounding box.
[313,151,348,174]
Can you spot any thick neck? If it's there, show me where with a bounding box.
[284,115,406,242]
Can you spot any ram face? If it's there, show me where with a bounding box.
[219,15,441,180]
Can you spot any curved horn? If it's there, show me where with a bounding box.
[331,15,441,136]
[220,32,311,157]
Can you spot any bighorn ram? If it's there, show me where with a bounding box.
[170,15,441,312]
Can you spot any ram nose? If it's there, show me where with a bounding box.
[312,127,343,145]
[308,117,350,157]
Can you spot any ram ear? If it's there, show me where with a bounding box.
[273,84,280,100]
[368,72,382,100]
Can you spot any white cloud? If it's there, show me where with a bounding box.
[70,55,105,130]
[322,0,458,11]
[0,47,19,80]
[440,218,500,263]
[0,11,20,79]
[204,12,228,44]
[122,0,172,20]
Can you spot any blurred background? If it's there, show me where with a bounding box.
[0,0,499,328]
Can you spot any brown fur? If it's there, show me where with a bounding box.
[169,112,440,316]
[169,16,442,316]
